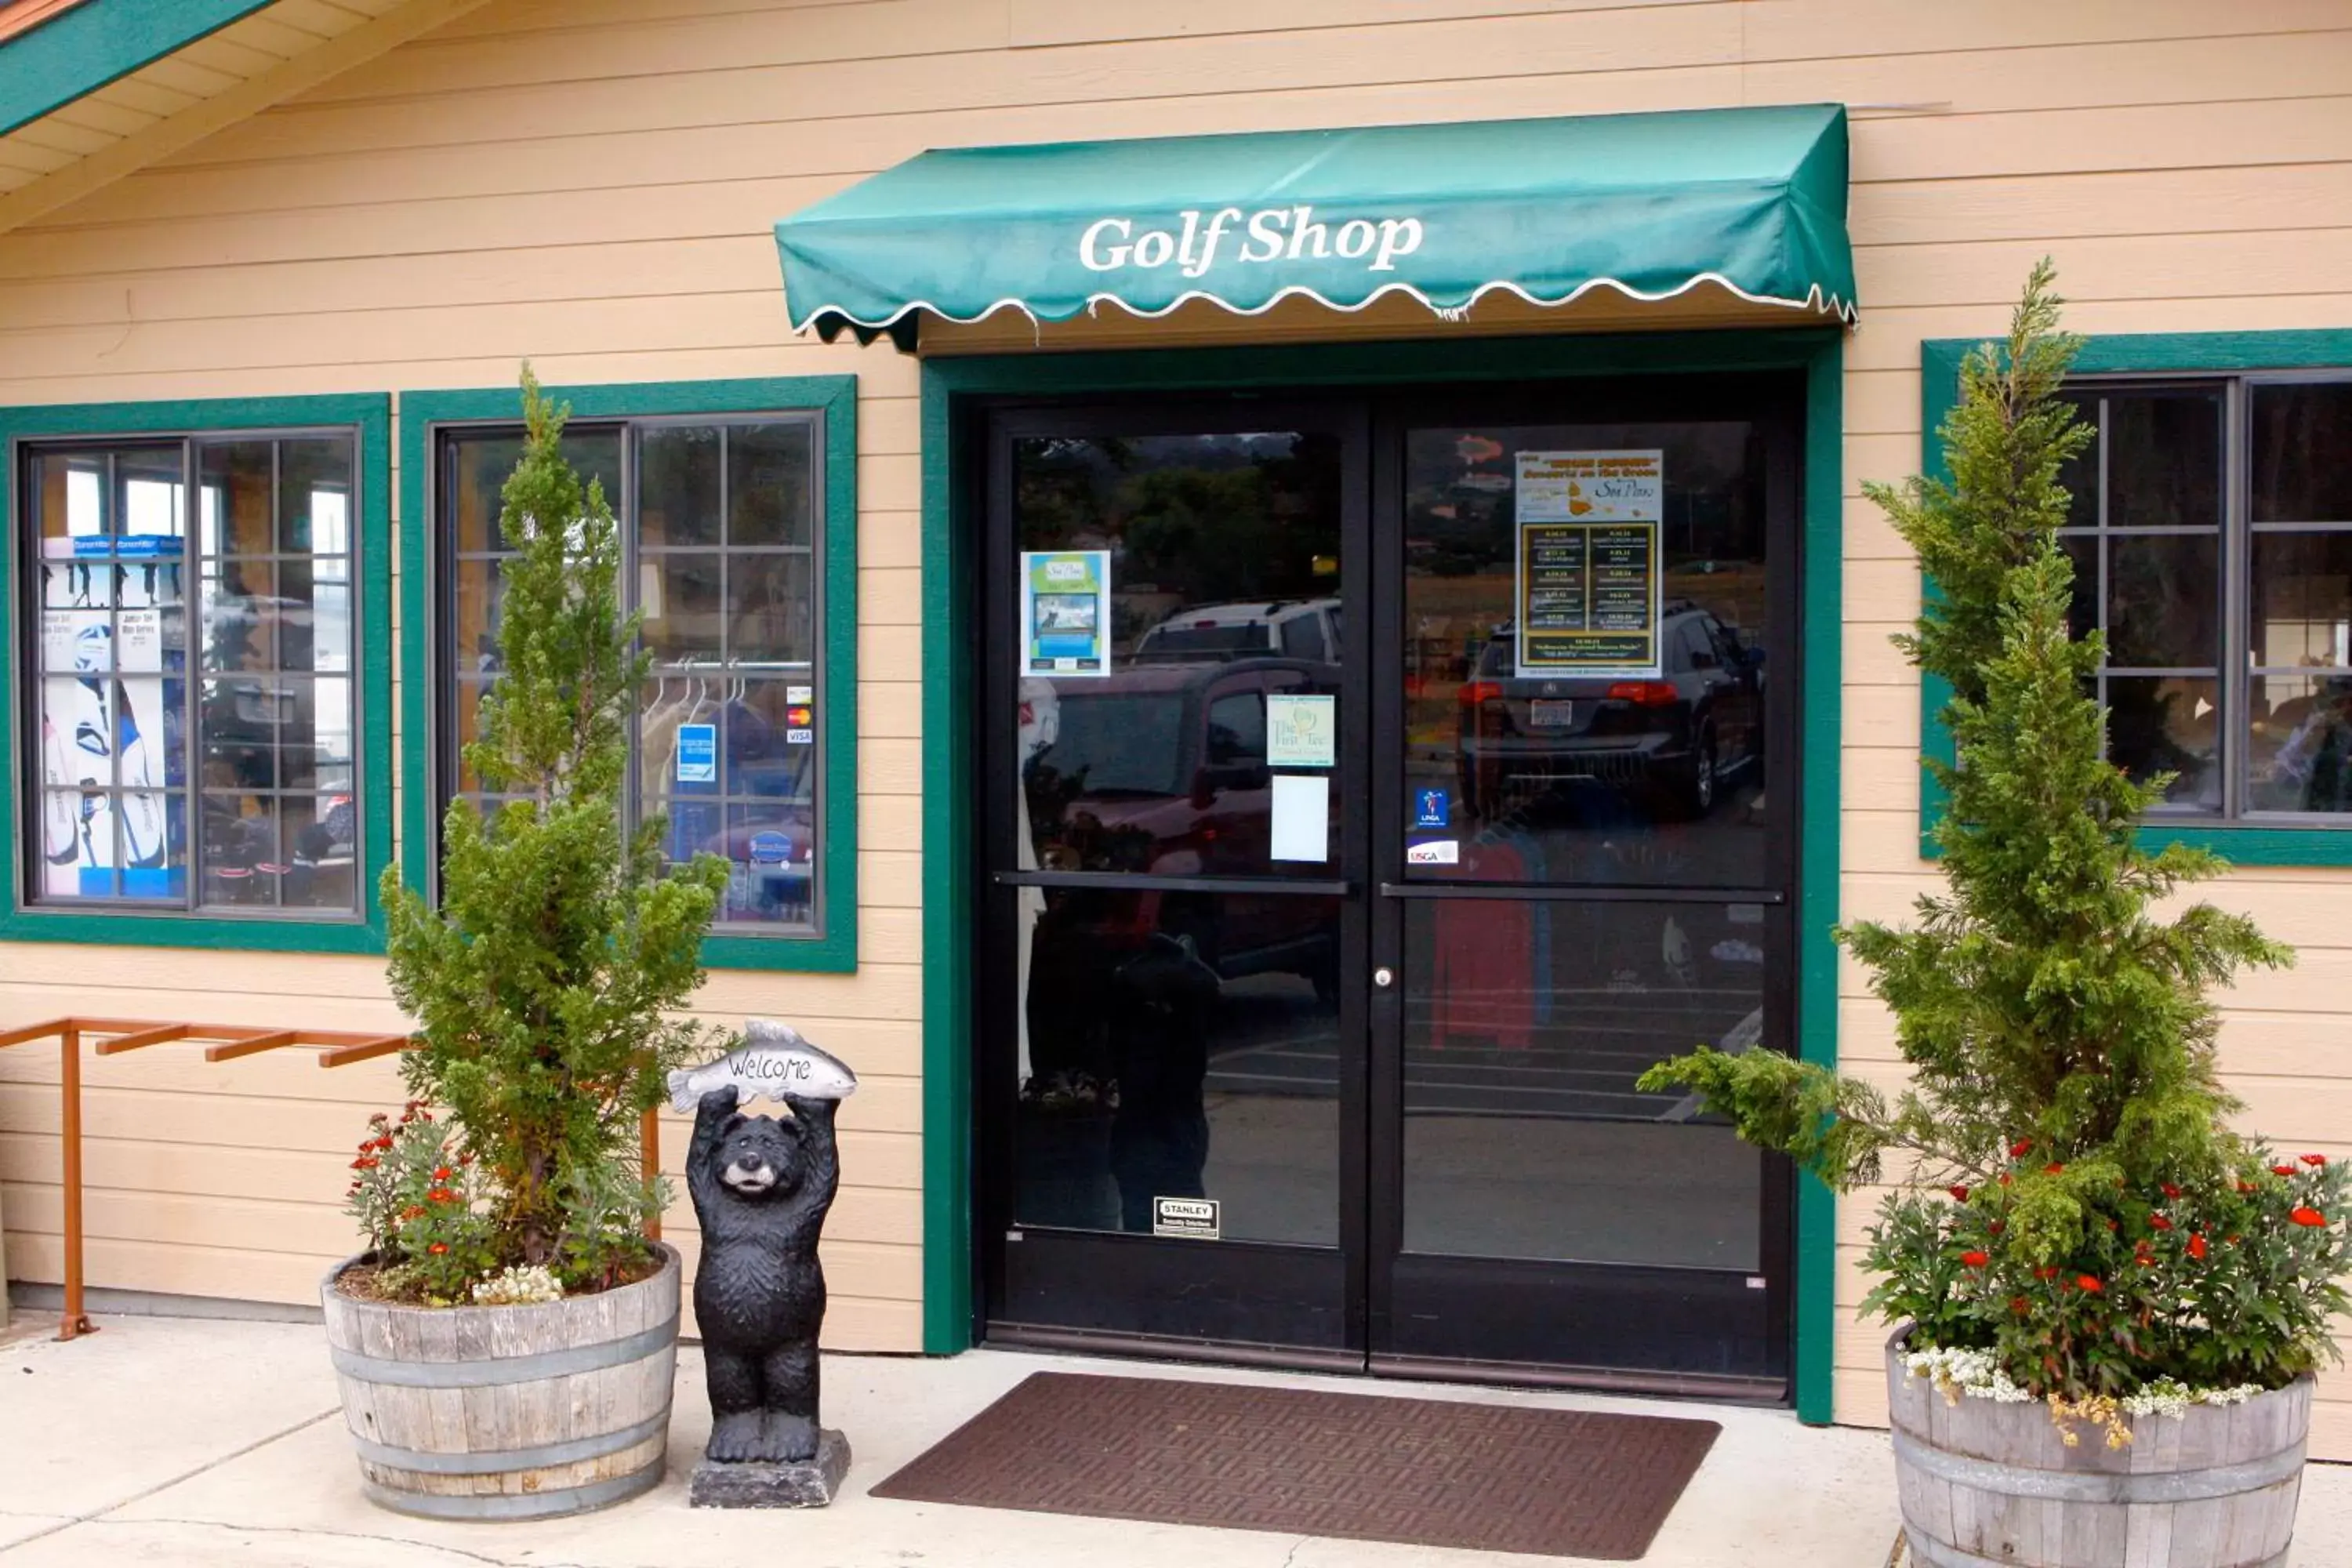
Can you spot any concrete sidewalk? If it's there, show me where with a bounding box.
[0,1314,2345,1567]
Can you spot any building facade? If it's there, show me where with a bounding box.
[0,0,2346,1457]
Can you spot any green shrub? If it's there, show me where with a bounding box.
[365,368,728,1300]
[1642,263,2349,1403]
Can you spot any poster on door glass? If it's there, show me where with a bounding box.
[1513,449,1664,678]
[38,672,180,900]
[1020,550,1112,678]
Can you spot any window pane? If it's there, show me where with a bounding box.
[2059,533,2100,642]
[2251,531,2352,670]
[2103,390,2223,529]
[728,421,812,546]
[638,425,721,546]
[448,429,621,552]
[2107,676,2220,810]
[24,445,191,906]
[278,436,353,554]
[199,441,274,558]
[2107,533,2219,667]
[641,553,724,662]
[452,557,503,674]
[2252,383,2352,523]
[727,553,813,665]
[2250,673,2352,813]
[2057,395,2099,528]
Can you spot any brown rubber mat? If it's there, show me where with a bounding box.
[868,1371,1719,1559]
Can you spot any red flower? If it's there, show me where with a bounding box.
[1960,1250,1990,1268]
[2034,1266,2059,1280]
[428,1188,455,1204]
[2076,1275,2103,1294]
[433,1167,452,1181]
[1948,1185,1969,1203]
[2043,1163,2066,1175]
[1988,1221,2005,1234]
[2225,1234,2241,1246]
[401,1205,426,1221]
[2008,1296,2030,1315]
[374,1137,394,1152]
[2161,1183,2183,1199]
[2273,1164,2298,1177]
[2188,1234,2209,1260]
[2009,1138,2034,1158]
[2150,1213,2173,1231]
[350,1156,378,1171]
[2290,1207,2328,1228]
[2103,1218,2118,1231]
[1998,1174,2013,1187]
[2303,1154,2328,1167]
[427,1242,449,1256]
[2238,1181,2260,1195]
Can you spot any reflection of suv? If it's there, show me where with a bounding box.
[1027,656,1338,991]
[1132,597,1341,665]
[1455,605,1763,818]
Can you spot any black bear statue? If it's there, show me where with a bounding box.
[686,1083,840,1468]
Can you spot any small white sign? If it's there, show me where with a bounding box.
[1269,773,1330,863]
[786,684,813,704]
[1406,839,1460,866]
[1152,1196,1221,1240]
[1265,692,1337,768]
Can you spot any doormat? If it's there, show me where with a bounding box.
[867,1371,1719,1560]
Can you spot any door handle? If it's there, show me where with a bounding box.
[1373,966,1395,989]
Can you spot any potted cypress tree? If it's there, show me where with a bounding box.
[1644,264,2351,1567]
[321,370,729,1519]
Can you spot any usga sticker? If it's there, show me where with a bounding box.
[1406,839,1460,866]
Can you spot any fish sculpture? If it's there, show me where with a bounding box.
[667,1020,859,1113]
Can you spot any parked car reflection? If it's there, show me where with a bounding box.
[1454,604,1763,820]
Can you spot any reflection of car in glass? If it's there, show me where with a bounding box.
[1027,656,1338,994]
[1455,605,1763,818]
[1132,597,1341,665]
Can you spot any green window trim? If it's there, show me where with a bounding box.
[919,329,1845,1429]
[0,0,274,140]
[1918,328,2352,866]
[396,376,859,974]
[0,392,394,954]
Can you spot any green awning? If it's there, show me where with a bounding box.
[774,103,1856,348]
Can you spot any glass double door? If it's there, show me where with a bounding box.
[979,376,1799,1394]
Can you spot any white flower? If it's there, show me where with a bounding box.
[470,1264,564,1306]
[1905,1345,2266,1417]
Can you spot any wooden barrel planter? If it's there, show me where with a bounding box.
[321,1245,681,1520]
[1886,1330,2309,1568]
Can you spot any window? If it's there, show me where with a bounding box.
[431,402,841,946]
[2058,376,2352,821]
[17,430,365,916]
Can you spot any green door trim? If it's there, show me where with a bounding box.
[918,328,1845,1426]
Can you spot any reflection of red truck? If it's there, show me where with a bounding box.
[1026,656,1339,995]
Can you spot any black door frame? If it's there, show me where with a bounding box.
[1362,376,1802,1396]
[975,397,1374,1366]
[931,333,1835,1410]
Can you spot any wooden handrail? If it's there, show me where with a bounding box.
[0,1015,419,1340]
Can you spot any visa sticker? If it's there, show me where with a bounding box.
[1413,788,1451,829]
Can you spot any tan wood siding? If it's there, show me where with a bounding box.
[0,0,2346,1425]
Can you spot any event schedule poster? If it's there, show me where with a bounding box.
[1513,449,1664,678]
[1020,550,1112,678]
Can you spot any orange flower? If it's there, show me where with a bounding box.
[432,1167,452,1181]
[2187,1234,2209,1260]
[2290,1207,2328,1228]
[2303,1154,2328,1167]
[1960,1250,1989,1268]
[2042,1163,2066,1175]
[428,1188,455,1204]
[2238,1180,2259,1194]
[2272,1164,2298,1177]
[2075,1275,2103,1293]
[427,1242,449,1256]
[350,1156,377,1171]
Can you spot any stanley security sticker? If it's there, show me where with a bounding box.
[1152,1196,1221,1240]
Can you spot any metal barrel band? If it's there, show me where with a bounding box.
[328,1316,678,1388]
[349,1406,672,1476]
[360,1459,665,1522]
[1893,1428,2307,1504]
[1903,1524,2291,1568]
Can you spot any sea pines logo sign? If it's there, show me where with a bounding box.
[1078,205,1426,278]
